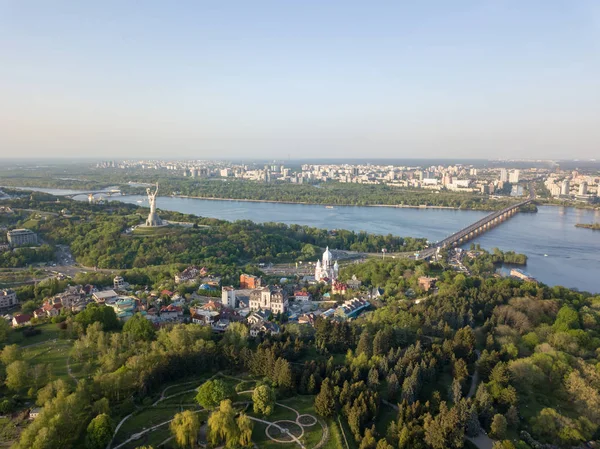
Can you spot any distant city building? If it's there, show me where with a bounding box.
[509,170,520,184]
[249,286,288,314]
[499,168,508,183]
[7,229,38,247]
[561,179,570,196]
[579,181,588,196]
[0,288,18,310]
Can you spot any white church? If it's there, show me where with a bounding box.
[315,247,339,282]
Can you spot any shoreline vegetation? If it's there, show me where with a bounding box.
[575,223,600,230]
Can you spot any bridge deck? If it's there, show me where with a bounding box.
[418,196,533,260]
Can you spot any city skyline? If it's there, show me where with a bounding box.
[1,1,599,159]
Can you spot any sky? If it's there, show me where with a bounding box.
[1,1,599,160]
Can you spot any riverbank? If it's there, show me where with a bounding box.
[172,194,492,211]
[575,223,600,230]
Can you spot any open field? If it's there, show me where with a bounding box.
[21,340,74,382]
[9,322,65,346]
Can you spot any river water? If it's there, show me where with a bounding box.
[5,187,600,293]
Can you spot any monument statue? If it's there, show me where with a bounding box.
[145,182,163,227]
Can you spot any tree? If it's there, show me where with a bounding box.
[123,313,155,341]
[5,360,29,391]
[490,414,507,439]
[493,442,516,449]
[196,379,233,410]
[553,306,580,332]
[222,321,249,348]
[376,438,393,449]
[85,414,114,449]
[359,428,377,449]
[208,400,239,448]
[21,300,38,314]
[0,344,20,365]
[315,378,336,418]
[452,378,463,404]
[236,412,253,447]
[252,384,275,416]
[170,410,200,449]
[75,303,120,331]
[0,318,10,345]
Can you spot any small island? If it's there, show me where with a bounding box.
[575,223,600,231]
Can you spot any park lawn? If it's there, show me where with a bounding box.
[160,389,199,406]
[120,411,208,449]
[112,406,187,446]
[120,427,172,449]
[21,340,74,382]
[248,395,328,449]
[9,322,64,346]
[235,379,258,392]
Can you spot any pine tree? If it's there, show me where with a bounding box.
[308,374,317,395]
[315,378,336,418]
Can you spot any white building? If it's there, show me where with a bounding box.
[7,229,38,247]
[579,182,588,196]
[114,276,127,290]
[561,179,570,196]
[221,286,236,308]
[509,170,520,184]
[0,289,18,310]
[499,168,508,183]
[315,247,339,282]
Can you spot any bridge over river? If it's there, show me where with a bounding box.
[417,194,534,260]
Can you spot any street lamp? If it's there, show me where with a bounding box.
[381,248,387,260]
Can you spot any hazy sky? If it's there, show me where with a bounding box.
[1,1,599,160]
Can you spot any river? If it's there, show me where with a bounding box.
[5,187,600,293]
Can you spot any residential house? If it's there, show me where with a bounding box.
[160,304,183,320]
[298,312,317,326]
[332,281,348,295]
[250,321,280,337]
[175,266,200,284]
[347,275,362,290]
[294,291,312,302]
[12,313,32,327]
[247,309,271,325]
[191,308,220,325]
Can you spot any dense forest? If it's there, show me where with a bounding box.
[0,258,598,449]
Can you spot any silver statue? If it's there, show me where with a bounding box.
[145,182,163,226]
